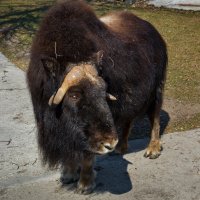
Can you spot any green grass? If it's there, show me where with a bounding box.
[0,1,200,133]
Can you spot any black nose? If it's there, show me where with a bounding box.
[104,145,113,151]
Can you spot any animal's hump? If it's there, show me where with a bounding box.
[45,0,98,24]
[100,11,144,31]
[32,0,102,62]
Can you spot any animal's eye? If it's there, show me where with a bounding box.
[68,91,81,101]
[71,94,78,99]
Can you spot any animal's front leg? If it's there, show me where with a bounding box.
[77,152,96,195]
[60,160,80,185]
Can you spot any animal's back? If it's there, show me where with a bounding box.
[99,11,167,119]
[100,11,167,71]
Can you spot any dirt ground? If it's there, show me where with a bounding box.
[163,98,200,122]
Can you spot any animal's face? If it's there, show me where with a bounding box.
[63,77,118,154]
[48,61,118,155]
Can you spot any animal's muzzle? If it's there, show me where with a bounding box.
[101,138,118,153]
[93,131,119,155]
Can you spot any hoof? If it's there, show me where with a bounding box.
[144,140,162,159]
[76,181,96,195]
[60,172,79,185]
[76,170,96,195]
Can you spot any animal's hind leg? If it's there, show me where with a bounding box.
[144,92,163,159]
[115,120,132,154]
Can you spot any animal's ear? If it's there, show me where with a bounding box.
[92,50,104,65]
[41,56,59,77]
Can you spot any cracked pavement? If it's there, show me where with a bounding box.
[0,52,200,200]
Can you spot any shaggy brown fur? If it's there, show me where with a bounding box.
[27,0,167,194]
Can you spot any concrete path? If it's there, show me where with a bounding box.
[0,52,200,200]
[148,0,200,10]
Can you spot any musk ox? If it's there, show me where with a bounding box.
[27,0,167,194]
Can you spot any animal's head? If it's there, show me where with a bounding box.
[43,52,118,155]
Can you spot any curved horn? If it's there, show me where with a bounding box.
[107,93,117,101]
[49,66,85,106]
[48,64,100,106]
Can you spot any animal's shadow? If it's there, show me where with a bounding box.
[93,109,170,195]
